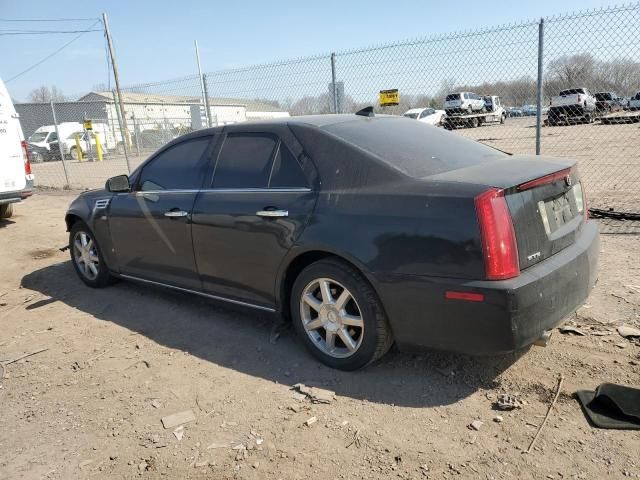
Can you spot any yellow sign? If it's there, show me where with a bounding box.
[83,120,93,130]
[379,89,399,106]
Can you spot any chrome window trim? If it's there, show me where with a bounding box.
[119,274,276,312]
[134,187,312,195]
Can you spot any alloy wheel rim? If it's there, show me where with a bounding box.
[73,231,100,280]
[300,278,364,359]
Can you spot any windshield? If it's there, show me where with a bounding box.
[29,132,49,142]
[323,117,507,178]
[403,112,419,119]
[66,132,83,139]
[445,94,460,101]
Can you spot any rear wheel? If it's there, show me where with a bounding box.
[70,147,80,161]
[0,204,13,219]
[291,259,393,370]
[470,117,479,128]
[467,105,473,114]
[500,113,506,124]
[69,221,115,288]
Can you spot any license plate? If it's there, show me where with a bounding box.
[538,184,583,235]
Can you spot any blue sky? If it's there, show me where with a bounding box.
[0,0,620,100]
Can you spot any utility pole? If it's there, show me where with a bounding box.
[194,40,211,128]
[102,12,129,157]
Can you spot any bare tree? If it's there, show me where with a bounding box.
[28,85,66,103]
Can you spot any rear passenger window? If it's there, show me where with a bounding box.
[269,144,307,188]
[213,134,276,188]
[139,137,211,191]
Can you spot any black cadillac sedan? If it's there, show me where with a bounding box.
[65,111,599,370]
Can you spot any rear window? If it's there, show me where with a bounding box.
[403,112,419,119]
[595,93,612,101]
[445,94,461,101]
[559,89,585,96]
[323,117,507,178]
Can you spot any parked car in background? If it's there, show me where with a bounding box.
[594,92,624,113]
[65,110,599,370]
[444,92,485,115]
[506,107,524,117]
[629,92,640,110]
[403,107,446,126]
[0,76,33,219]
[548,88,596,124]
[28,142,62,164]
[521,105,537,116]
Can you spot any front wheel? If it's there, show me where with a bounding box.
[69,221,115,288]
[291,259,393,370]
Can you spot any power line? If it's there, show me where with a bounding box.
[5,19,102,83]
[0,17,99,22]
[0,29,103,35]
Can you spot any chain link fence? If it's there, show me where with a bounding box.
[18,3,640,232]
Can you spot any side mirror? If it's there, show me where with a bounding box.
[106,174,130,193]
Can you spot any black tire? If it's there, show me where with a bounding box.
[290,258,393,370]
[500,113,506,124]
[70,147,80,161]
[467,105,473,114]
[0,204,13,219]
[69,221,116,288]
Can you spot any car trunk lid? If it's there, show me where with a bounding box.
[428,155,586,272]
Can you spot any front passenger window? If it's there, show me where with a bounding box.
[138,137,211,191]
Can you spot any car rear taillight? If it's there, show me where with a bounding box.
[21,140,32,175]
[474,188,520,280]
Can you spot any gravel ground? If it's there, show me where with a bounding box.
[0,192,639,480]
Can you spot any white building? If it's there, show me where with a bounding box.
[77,91,289,131]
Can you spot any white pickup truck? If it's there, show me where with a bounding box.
[548,88,597,125]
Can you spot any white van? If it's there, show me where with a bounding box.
[0,77,33,219]
[29,121,121,161]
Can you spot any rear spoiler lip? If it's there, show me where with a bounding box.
[424,155,576,191]
[517,167,573,191]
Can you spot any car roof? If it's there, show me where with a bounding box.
[404,108,426,114]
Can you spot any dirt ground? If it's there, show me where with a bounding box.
[1,193,639,480]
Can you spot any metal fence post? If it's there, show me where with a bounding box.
[50,101,71,189]
[535,18,544,155]
[112,90,131,173]
[330,53,338,114]
[194,40,210,128]
[202,74,213,127]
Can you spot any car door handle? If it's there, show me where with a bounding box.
[164,210,188,218]
[256,209,288,218]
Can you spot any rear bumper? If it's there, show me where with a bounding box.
[375,220,599,355]
[0,181,34,205]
